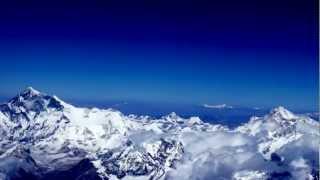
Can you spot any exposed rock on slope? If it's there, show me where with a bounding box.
[0,88,318,180]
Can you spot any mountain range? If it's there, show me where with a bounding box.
[0,87,318,180]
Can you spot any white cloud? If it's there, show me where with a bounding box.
[203,104,233,109]
[0,89,319,180]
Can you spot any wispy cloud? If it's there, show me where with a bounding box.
[203,104,233,109]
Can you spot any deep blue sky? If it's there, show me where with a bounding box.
[0,0,318,111]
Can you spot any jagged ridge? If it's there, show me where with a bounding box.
[0,87,318,180]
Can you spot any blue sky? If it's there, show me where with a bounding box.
[0,0,318,111]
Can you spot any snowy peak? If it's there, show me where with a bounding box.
[21,87,41,97]
[268,106,296,120]
[0,88,319,180]
[2,87,64,115]
[12,87,43,102]
[164,112,183,123]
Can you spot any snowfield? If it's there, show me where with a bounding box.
[0,87,318,180]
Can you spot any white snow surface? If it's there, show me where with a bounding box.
[0,88,319,180]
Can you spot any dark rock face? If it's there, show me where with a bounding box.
[270,153,283,166]
[0,147,40,180]
[42,159,102,180]
[4,158,102,180]
[0,88,64,123]
[311,167,319,180]
[268,171,291,180]
[47,97,64,110]
[10,168,39,180]
[0,89,69,143]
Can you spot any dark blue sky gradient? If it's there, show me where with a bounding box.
[0,0,318,110]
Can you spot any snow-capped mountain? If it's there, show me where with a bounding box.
[0,88,318,180]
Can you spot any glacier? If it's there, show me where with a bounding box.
[0,87,318,180]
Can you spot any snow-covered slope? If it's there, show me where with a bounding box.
[0,88,318,180]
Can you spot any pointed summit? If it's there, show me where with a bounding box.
[21,87,41,98]
[164,112,184,123]
[25,86,39,92]
[5,87,65,113]
[269,106,296,120]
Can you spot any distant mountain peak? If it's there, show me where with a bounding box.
[22,86,41,96]
[269,106,296,120]
[164,112,184,123]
